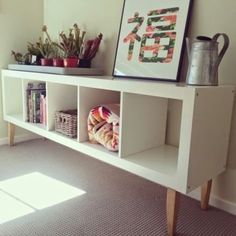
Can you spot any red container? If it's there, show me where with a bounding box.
[41,58,53,66]
[63,58,79,67]
[53,58,64,67]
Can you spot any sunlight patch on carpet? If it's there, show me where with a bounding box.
[0,172,86,224]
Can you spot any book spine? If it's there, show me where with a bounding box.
[32,91,36,123]
[26,89,30,122]
[43,96,47,125]
[29,94,33,123]
[40,94,43,124]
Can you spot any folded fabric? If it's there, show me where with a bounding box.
[87,104,120,151]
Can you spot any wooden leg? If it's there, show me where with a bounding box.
[201,179,212,210]
[8,122,15,146]
[166,188,180,236]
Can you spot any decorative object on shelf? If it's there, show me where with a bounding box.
[36,37,53,66]
[52,58,64,67]
[12,42,42,65]
[63,57,78,68]
[79,33,103,68]
[87,104,120,152]
[55,109,78,138]
[42,25,64,67]
[186,33,230,86]
[113,0,192,82]
[78,59,91,68]
[53,23,86,67]
[27,42,43,65]
[11,51,31,65]
[11,24,103,70]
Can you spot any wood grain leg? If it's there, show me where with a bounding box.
[201,179,212,210]
[8,122,15,146]
[166,188,180,236]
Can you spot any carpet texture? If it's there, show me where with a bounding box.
[0,139,235,236]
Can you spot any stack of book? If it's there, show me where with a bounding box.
[26,82,46,125]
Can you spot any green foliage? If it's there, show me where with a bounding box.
[36,37,53,59]
[27,42,42,57]
[53,23,86,58]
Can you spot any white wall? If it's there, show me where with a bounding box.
[44,0,236,207]
[44,0,124,75]
[0,0,44,139]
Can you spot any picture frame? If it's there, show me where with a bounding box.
[113,0,193,82]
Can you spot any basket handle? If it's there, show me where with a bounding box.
[59,117,67,123]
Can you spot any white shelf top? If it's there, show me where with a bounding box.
[1,69,195,100]
[3,69,234,101]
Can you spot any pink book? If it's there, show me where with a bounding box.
[40,94,47,126]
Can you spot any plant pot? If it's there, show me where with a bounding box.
[53,58,64,67]
[63,58,79,68]
[79,59,91,68]
[41,58,53,66]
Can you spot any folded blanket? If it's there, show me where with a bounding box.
[87,104,120,151]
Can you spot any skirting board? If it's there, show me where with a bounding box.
[188,188,236,216]
[0,133,40,146]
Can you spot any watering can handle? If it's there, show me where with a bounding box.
[186,37,191,60]
[212,33,230,68]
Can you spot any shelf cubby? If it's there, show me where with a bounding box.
[47,82,77,133]
[22,79,47,126]
[120,92,168,155]
[78,86,120,152]
[119,92,183,177]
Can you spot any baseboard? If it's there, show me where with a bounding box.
[0,133,40,146]
[188,188,236,215]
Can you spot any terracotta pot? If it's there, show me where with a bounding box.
[41,58,53,66]
[53,58,64,67]
[63,58,79,67]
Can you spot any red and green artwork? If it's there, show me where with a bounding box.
[123,12,144,61]
[123,7,179,63]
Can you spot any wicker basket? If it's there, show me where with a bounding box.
[55,109,77,138]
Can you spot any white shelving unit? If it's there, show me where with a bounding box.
[2,69,234,195]
[2,69,235,235]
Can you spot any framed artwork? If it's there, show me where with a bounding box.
[113,0,192,82]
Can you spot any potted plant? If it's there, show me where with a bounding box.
[79,33,103,68]
[27,42,43,65]
[11,42,43,65]
[51,45,64,67]
[42,25,64,67]
[11,51,31,65]
[54,23,86,67]
[36,37,53,66]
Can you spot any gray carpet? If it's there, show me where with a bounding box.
[0,139,235,236]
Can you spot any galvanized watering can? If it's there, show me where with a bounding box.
[186,33,229,86]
